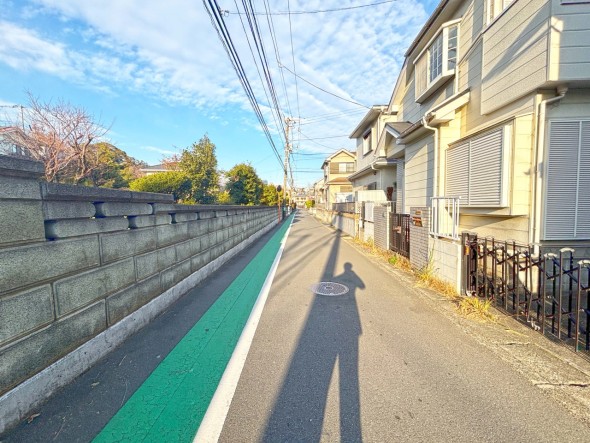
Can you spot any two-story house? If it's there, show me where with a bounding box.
[320,149,356,208]
[348,106,413,210]
[387,0,590,255]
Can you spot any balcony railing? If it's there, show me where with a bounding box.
[430,196,460,240]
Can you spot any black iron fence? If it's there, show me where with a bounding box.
[462,233,590,354]
[390,213,410,258]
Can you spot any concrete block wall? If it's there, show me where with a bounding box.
[430,237,462,292]
[373,205,389,251]
[0,155,277,400]
[409,207,431,271]
[363,221,375,243]
[331,213,356,238]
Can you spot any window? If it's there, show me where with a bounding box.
[414,22,459,102]
[487,0,514,23]
[362,129,372,155]
[338,162,354,173]
[544,121,590,240]
[429,33,443,83]
[446,126,509,207]
[330,162,354,174]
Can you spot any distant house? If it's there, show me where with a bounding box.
[348,106,412,208]
[288,187,307,208]
[0,126,26,157]
[320,149,356,208]
[313,178,325,210]
[138,164,169,176]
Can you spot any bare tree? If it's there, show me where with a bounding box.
[2,92,109,183]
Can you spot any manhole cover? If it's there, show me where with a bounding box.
[310,282,349,296]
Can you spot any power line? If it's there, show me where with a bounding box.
[292,151,340,156]
[227,0,397,15]
[240,0,287,138]
[298,134,349,140]
[233,0,285,147]
[301,108,366,121]
[203,0,285,172]
[286,0,302,162]
[262,0,292,118]
[279,63,370,109]
[299,131,348,150]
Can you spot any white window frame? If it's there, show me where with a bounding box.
[362,129,372,155]
[414,20,460,103]
[338,162,354,173]
[445,125,511,207]
[487,0,514,24]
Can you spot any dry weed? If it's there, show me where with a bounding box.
[352,236,495,323]
[457,297,497,322]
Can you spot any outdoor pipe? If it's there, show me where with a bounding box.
[531,85,568,248]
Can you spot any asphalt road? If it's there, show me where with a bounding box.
[2,210,590,442]
[219,211,590,442]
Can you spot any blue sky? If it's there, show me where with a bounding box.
[0,0,438,187]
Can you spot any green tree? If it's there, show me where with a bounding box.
[260,183,279,206]
[129,171,192,202]
[225,163,263,205]
[82,142,145,188]
[178,135,219,204]
[216,190,232,205]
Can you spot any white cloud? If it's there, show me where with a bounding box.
[2,0,430,155]
[141,145,178,156]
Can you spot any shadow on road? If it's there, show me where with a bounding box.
[263,230,365,442]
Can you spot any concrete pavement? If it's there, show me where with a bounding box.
[219,211,590,442]
[2,210,590,442]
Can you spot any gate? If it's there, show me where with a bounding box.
[462,233,590,354]
[389,213,410,258]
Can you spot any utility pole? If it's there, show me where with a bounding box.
[283,117,296,210]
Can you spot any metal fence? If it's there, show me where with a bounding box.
[332,202,355,213]
[463,234,590,354]
[390,213,410,257]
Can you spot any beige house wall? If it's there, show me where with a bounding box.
[323,151,355,206]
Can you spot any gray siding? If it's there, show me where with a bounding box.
[551,0,590,81]
[403,136,434,212]
[481,0,550,114]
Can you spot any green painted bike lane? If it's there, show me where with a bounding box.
[94,216,293,443]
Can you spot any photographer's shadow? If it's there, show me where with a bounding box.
[264,254,365,442]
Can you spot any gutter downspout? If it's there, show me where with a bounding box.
[532,85,568,248]
[422,115,439,199]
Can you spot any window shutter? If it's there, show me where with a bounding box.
[414,54,427,99]
[576,122,590,237]
[469,129,503,206]
[446,142,469,200]
[544,121,579,239]
[447,127,505,206]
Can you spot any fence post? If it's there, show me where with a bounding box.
[576,260,590,352]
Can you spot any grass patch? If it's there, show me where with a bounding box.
[353,236,495,323]
[457,296,497,322]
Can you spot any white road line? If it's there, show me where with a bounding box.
[193,216,294,443]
